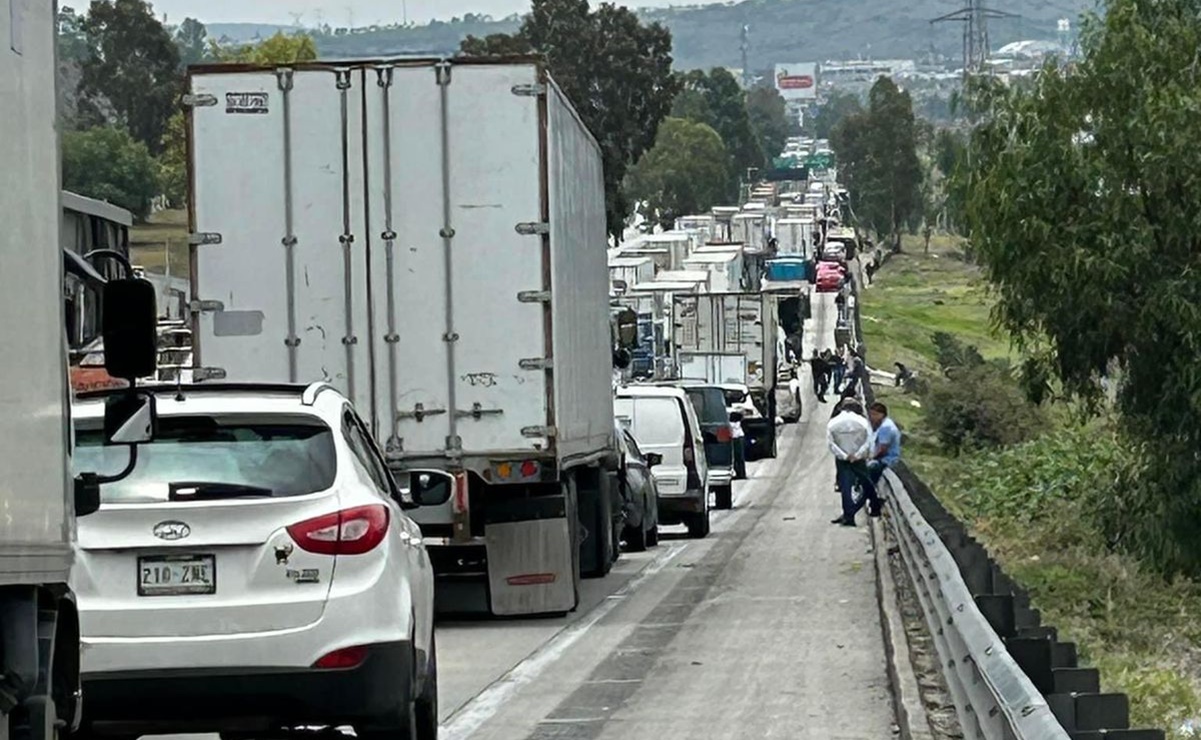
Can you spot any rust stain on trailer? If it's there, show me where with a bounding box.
[463,372,498,387]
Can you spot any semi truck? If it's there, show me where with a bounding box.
[1,5,158,738]
[671,293,780,459]
[184,58,618,617]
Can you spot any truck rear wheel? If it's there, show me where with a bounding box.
[715,485,733,510]
[576,469,615,579]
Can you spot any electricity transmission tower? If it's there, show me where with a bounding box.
[740,25,750,87]
[931,0,1018,78]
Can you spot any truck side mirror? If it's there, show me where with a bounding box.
[613,348,632,370]
[102,278,158,381]
[104,391,157,445]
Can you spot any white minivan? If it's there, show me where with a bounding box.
[614,386,710,538]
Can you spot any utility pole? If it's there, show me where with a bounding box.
[740,25,750,88]
[931,0,1018,79]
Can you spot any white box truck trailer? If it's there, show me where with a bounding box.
[185,59,618,616]
[2,6,158,737]
[672,293,780,459]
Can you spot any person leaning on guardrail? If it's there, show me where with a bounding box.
[826,398,876,527]
[861,402,902,512]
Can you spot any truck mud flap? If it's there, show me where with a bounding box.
[484,496,575,616]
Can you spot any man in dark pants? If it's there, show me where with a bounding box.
[808,350,829,402]
[826,399,877,526]
[859,401,902,515]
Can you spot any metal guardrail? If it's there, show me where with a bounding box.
[884,471,1071,740]
[847,255,1166,740]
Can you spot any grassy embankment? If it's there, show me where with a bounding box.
[860,236,1201,737]
[130,208,190,277]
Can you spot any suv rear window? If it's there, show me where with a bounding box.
[75,414,337,503]
[684,387,729,426]
[615,397,685,445]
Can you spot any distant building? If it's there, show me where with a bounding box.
[820,59,917,84]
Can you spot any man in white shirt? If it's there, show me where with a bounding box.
[826,399,876,526]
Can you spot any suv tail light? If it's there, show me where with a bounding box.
[288,505,390,555]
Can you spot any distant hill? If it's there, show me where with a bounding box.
[305,0,1093,69]
[207,23,293,44]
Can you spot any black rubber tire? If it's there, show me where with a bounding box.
[770,434,779,459]
[687,495,711,539]
[646,520,659,547]
[623,522,648,552]
[356,641,422,740]
[714,485,733,510]
[414,634,438,740]
[579,470,615,579]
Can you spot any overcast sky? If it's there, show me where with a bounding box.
[147,0,718,26]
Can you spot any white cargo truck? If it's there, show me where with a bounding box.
[2,6,158,737]
[775,218,815,258]
[185,59,618,616]
[672,293,780,460]
[682,251,742,292]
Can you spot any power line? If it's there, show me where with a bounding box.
[931,0,1019,78]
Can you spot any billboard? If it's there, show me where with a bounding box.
[774,63,818,101]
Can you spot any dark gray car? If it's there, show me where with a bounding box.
[615,424,661,551]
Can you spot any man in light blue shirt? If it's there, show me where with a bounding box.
[862,401,902,515]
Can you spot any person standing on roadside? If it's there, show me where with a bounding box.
[830,347,846,392]
[808,349,829,402]
[826,399,875,526]
[729,410,748,480]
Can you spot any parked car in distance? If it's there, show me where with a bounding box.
[614,386,711,538]
[661,382,736,510]
[614,422,661,551]
[71,382,438,740]
[815,261,845,293]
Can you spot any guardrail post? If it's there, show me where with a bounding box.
[974,594,1016,637]
[1074,693,1130,731]
[1006,637,1056,694]
[1069,731,1164,740]
[1053,668,1100,695]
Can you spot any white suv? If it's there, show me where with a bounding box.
[70,382,437,740]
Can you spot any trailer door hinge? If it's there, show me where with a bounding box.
[515,222,550,236]
[182,93,218,108]
[189,299,224,314]
[396,403,447,423]
[192,367,228,382]
[519,357,553,371]
[522,425,557,438]
[517,290,551,304]
[455,403,504,421]
[511,83,547,97]
[189,232,223,246]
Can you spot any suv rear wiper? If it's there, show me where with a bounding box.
[169,482,275,501]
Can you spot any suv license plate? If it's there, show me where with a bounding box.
[138,554,216,596]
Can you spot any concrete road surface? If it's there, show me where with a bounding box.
[160,293,897,740]
[438,293,896,740]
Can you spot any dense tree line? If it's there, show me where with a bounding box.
[955,0,1201,576]
[56,1,318,219]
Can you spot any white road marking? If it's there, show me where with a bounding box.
[439,542,685,740]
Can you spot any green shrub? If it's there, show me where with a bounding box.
[925,363,1045,453]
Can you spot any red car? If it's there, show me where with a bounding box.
[815,261,845,292]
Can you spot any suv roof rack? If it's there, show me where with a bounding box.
[75,381,340,405]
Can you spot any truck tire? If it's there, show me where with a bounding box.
[687,495,711,539]
[715,485,733,510]
[623,522,648,552]
[576,469,614,579]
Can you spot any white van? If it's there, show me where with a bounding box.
[614,386,711,538]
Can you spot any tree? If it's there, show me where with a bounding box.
[626,118,729,230]
[63,127,159,221]
[673,68,765,181]
[809,91,862,140]
[57,6,89,64]
[746,85,793,163]
[174,17,209,68]
[210,31,318,63]
[460,0,679,240]
[961,0,1201,575]
[78,0,180,153]
[832,77,923,245]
